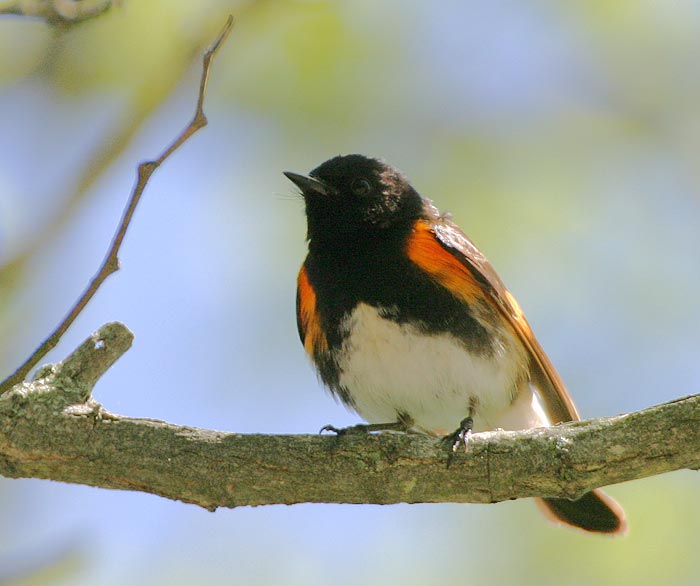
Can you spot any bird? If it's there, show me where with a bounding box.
[285,154,626,535]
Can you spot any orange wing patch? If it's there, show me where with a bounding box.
[407,220,579,423]
[503,289,528,331]
[406,221,483,304]
[503,288,579,422]
[297,266,328,355]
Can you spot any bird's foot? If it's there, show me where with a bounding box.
[320,415,414,436]
[443,416,474,467]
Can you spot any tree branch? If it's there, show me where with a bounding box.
[1,322,697,511]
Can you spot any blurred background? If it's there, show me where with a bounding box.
[1,1,699,584]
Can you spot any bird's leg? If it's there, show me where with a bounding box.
[445,416,474,452]
[443,397,478,465]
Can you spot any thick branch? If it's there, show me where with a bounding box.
[0,323,697,511]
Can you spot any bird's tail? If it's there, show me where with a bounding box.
[536,489,627,535]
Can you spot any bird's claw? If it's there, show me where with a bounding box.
[443,416,474,467]
[319,424,343,435]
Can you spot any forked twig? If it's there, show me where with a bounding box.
[0,15,235,394]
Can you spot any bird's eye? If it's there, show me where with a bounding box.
[351,178,371,196]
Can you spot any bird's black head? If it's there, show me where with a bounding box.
[285,155,423,248]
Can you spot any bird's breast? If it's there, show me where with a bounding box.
[333,302,531,434]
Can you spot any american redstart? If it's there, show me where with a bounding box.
[285,154,626,535]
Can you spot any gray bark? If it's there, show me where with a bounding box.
[1,322,697,511]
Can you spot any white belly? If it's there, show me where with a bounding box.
[336,303,546,434]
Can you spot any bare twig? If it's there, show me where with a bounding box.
[0,24,216,296]
[0,15,235,394]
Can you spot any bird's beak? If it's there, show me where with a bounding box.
[284,171,329,197]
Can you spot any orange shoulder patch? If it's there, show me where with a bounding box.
[405,221,482,303]
[297,266,328,355]
[407,221,579,424]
